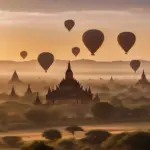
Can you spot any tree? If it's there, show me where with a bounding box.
[2,136,23,148]
[85,130,111,145]
[24,108,49,125]
[42,129,62,141]
[21,141,54,150]
[57,139,77,150]
[65,125,84,137]
[101,132,128,149]
[91,102,115,120]
[116,131,150,150]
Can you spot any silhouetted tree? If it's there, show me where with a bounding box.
[2,136,23,148]
[42,129,62,141]
[21,141,54,150]
[24,108,49,125]
[91,102,115,120]
[65,125,84,137]
[85,130,111,145]
[101,132,128,149]
[116,131,150,150]
[57,139,77,150]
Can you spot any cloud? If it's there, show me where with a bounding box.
[0,0,150,13]
[0,10,150,29]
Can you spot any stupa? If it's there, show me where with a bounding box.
[24,84,33,96]
[8,70,23,84]
[34,93,42,105]
[9,86,18,98]
[93,94,100,103]
[136,70,150,86]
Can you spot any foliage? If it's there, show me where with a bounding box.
[42,129,62,141]
[57,139,77,150]
[101,132,128,149]
[24,108,49,125]
[2,136,23,148]
[91,102,115,120]
[21,141,54,150]
[116,131,150,150]
[85,129,111,145]
[65,125,84,135]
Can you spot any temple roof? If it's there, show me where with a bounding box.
[34,93,42,105]
[25,84,32,95]
[136,69,150,86]
[9,70,22,84]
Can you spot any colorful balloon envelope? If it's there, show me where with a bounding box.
[64,19,75,31]
[37,52,54,73]
[118,32,136,54]
[130,60,141,73]
[20,51,28,59]
[72,47,80,57]
[82,29,104,55]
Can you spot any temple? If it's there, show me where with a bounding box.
[8,70,22,84]
[136,70,150,86]
[24,84,33,96]
[46,61,94,105]
[9,86,18,98]
[34,93,42,105]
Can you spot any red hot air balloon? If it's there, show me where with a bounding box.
[130,60,141,73]
[117,32,136,54]
[72,47,80,57]
[82,29,104,55]
[64,20,75,31]
[20,51,28,59]
[37,52,54,73]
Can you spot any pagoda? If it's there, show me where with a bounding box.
[9,86,18,98]
[24,84,33,96]
[8,70,22,84]
[46,61,93,105]
[93,93,100,103]
[33,93,42,105]
[136,70,150,86]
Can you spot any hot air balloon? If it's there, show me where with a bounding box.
[130,60,141,73]
[72,47,80,57]
[20,51,28,59]
[37,52,54,73]
[82,29,104,55]
[117,32,136,54]
[64,20,75,31]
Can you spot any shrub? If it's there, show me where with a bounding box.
[85,129,111,145]
[57,139,77,150]
[116,131,150,150]
[101,132,128,149]
[42,129,62,141]
[21,141,54,150]
[2,136,23,148]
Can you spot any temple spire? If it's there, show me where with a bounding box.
[65,61,73,79]
[34,93,42,105]
[10,86,17,97]
[25,84,32,95]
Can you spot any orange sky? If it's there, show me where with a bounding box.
[0,9,150,61]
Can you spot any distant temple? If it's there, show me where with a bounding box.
[24,84,33,96]
[9,86,18,98]
[8,70,22,84]
[46,61,94,105]
[34,93,42,105]
[136,70,150,86]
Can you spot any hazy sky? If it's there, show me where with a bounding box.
[0,0,150,61]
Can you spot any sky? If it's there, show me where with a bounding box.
[0,0,150,61]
